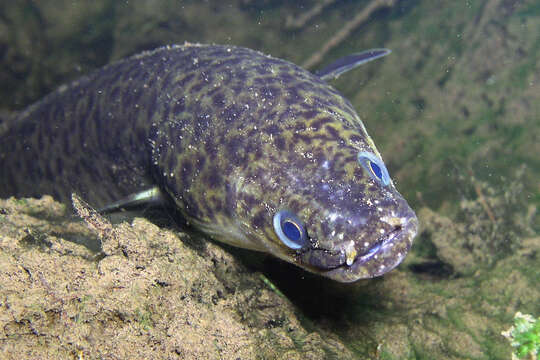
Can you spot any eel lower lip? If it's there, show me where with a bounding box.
[354,225,403,264]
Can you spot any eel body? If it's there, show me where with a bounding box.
[0,44,418,282]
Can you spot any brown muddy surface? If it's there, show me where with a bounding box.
[0,196,353,359]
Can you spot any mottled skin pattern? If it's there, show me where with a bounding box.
[0,44,418,282]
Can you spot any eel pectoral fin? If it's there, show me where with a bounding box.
[98,186,165,214]
[316,48,391,81]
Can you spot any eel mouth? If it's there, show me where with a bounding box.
[301,215,419,282]
[353,224,405,266]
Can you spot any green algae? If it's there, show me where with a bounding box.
[503,312,540,359]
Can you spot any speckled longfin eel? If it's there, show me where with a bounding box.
[0,44,418,282]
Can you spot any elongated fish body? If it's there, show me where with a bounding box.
[0,44,417,282]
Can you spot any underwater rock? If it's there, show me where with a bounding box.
[0,196,354,359]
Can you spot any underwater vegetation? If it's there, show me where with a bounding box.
[502,312,540,360]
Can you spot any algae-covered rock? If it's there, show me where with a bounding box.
[415,166,535,276]
[0,196,354,359]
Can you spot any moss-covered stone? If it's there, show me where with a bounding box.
[0,196,354,359]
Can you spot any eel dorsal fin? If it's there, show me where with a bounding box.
[316,48,391,81]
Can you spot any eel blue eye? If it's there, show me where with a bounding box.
[282,221,301,242]
[357,151,390,186]
[273,210,308,249]
[370,161,383,180]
